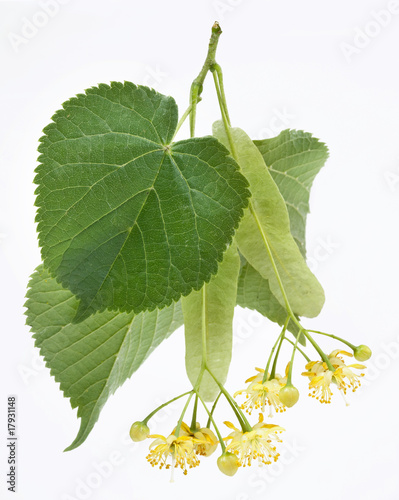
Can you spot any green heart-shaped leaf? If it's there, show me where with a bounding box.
[25,265,183,450]
[35,82,250,321]
[254,129,329,258]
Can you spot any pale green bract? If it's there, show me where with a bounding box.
[254,129,329,258]
[236,258,304,345]
[25,266,183,450]
[213,123,325,318]
[236,130,328,331]
[182,244,240,401]
[35,82,250,322]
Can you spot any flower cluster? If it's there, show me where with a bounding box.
[130,335,371,479]
[142,415,285,479]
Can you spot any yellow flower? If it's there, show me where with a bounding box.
[146,423,208,477]
[234,367,287,416]
[302,350,366,404]
[329,349,366,395]
[223,414,284,467]
[303,361,334,404]
[178,422,218,457]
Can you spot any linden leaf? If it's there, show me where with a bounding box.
[213,123,324,319]
[254,129,329,258]
[35,82,250,322]
[24,265,183,450]
[182,244,240,401]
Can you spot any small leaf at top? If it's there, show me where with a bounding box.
[213,122,324,319]
[35,82,250,321]
[254,129,329,258]
[25,265,183,451]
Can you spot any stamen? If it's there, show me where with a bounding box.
[170,455,175,483]
[339,388,350,407]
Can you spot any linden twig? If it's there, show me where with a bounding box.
[212,63,231,126]
[190,394,199,433]
[269,330,286,380]
[142,391,193,425]
[206,366,252,432]
[302,330,335,372]
[197,393,226,452]
[174,392,195,437]
[284,337,310,362]
[286,331,301,385]
[206,391,222,429]
[171,104,193,142]
[212,69,238,158]
[307,329,356,351]
[190,22,223,136]
[262,318,289,383]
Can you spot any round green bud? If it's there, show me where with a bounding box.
[129,421,150,442]
[279,384,300,408]
[354,345,372,362]
[217,452,239,477]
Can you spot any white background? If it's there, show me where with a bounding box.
[1,0,399,499]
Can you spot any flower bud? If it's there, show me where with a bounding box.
[129,421,150,442]
[354,345,372,362]
[279,384,299,407]
[217,452,239,476]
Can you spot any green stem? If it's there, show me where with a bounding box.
[190,22,223,137]
[262,318,289,383]
[284,337,310,363]
[213,63,231,126]
[190,394,199,432]
[175,341,208,436]
[206,366,252,432]
[201,285,208,365]
[171,104,192,142]
[270,330,286,380]
[286,330,301,385]
[303,330,335,372]
[198,393,226,452]
[308,329,356,351]
[174,392,195,436]
[142,391,192,425]
[212,69,238,159]
[206,391,222,429]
